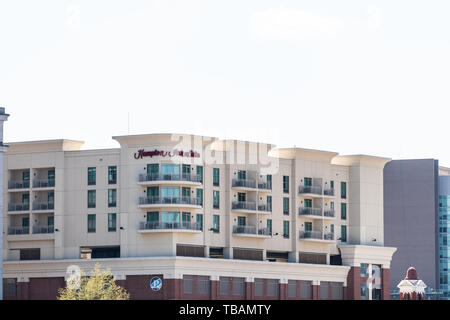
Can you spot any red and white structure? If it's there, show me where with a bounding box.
[397,267,427,300]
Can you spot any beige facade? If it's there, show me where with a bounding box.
[2,134,396,299]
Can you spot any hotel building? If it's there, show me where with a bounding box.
[2,134,396,300]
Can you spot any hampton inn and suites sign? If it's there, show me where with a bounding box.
[134,149,201,160]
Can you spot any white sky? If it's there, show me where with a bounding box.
[1,1,450,164]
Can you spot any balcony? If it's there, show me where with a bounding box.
[138,196,202,208]
[8,203,30,212]
[33,179,55,189]
[8,180,30,190]
[7,226,30,235]
[323,188,335,197]
[232,201,257,212]
[298,185,323,196]
[138,173,202,185]
[138,221,202,233]
[232,225,271,238]
[32,202,54,211]
[257,181,272,190]
[33,225,54,234]
[232,179,256,190]
[257,203,272,214]
[324,209,335,218]
[299,231,335,242]
[298,207,322,217]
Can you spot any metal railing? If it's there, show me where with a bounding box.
[257,181,272,190]
[298,207,322,216]
[139,196,202,206]
[139,221,202,231]
[232,201,257,211]
[232,179,256,189]
[298,185,323,195]
[8,180,30,189]
[8,203,30,211]
[32,202,55,211]
[33,179,55,188]
[324,209,335,217]
[7,226,30,235]
[233,225,270,236]
[258,204,272,212]
[299,231,323,240]
[139,173,202,183]
[323,232,334,240]
[33,225,54,234]
[324,188,335,196]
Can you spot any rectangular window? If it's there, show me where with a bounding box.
[22,171,30,182]
[198,276,210,295]
[213,215,220,233]
[147,164,159,177]
[341,181,347,199]
[19,248,40,261]
[238,192,246,202]
[283,197,289,215]
[48,169,55,185]
[283,221,289,238]
[87,167,96,185]
[267,195,272,211]
[213,190,220,209]
[48,216,54,228]
[341,203,347,220]
[237,216,246,226]
[255,278,264,297]
[22,217,29,228]
[3,278,17,297]
[288,280,297,298]
[300,281,312,299]
[331,282,343,300]
[196,214,203,230]
[304,177,312,186]
[183,275,194,294]
[88,190,96,208]
[147,212,159,223]
[88,214,96,233]
[108,213,117,232]
[237,170,246,180]
[22,193,29,205]
[267,279,279,297]
[305,222,312,232]
[182,212,190,225]
[213,168,220,186]
[48,192,54,206]
[330,201,334,210]
[196,166,203,183]
[182,187,190,198]
[232,277,245,296]
[341,225,347,242]
[267,219,272,235]
[108,166,117,184]
[219,277,230,296]
[330,224,334,234]
[266,174,272,189]
[182,164,191,176]
[108,189,117,207]
[304,199,312,208]
[283,176,289,193]
[197,188,203,206]
[330,180,334,189]
[320,281,329,299]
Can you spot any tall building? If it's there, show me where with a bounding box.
[438,167,450,299]
[2,134,396,300]
[384,159,443,299]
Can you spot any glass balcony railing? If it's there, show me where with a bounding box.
[139,221,201,231]
[298,185,323,195]
[33,179,55,188]
[232,201,257,211]
[8,203,30,211]
[232,179,256,189]
[299,207,322,216]
[32,202,55,211]
[139,196,202,206]
[8,180,30,189]
[139,173,202,183]
[33,225,55,234]
[7,226,30,235]
[233,225,270,236]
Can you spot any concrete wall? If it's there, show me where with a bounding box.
[384,159,439,291]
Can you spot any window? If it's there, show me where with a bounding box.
[182,164,191,177]
[161,164,180,177]
[255,278,264,297]
[108,166,117,184]
[22,193,29,205]
[3,278,17,297]
[304,199,312,208]
[320,281,329,299]
[20,248,40,261]
[304,177,312,186]
[213,215,220,233]
[48,192,54,207]
[213,190,220,209]
[48,170,55,186]
[341,225,347,242]
[330,201,334,210]
[196,214,203,230]
[87,190,96,208]
[182,212,190,225]
[232,278,245,296]
[87,167,96,185]
[108,213,117,232]
[341,203,347,220]
[183,275,195,294]
[176,245,205,257]
[238,192,246,202]
[213,168,220,186]
[331,282,343,300]
[330,224,334,234]
[360,263,369,277]
[147,212,159,224]
[267,279,279,297]
[182,187,190,198]
[22,171,30,182]
[267,219,272,235]
[219,277,230,296]
[196,188,203,206]
[48,216,54,230]
[283,176,289,193]
[22,217,29,228]
[341,181,346,199]
[147,164,159,177]
[197,166,203,183]
[283,221,289,238]
[88,214,96,233]
[288,280,297,298]
[198,276,210,295]
[266,174,272,189]
[300,281,312,299]
[305,222,312,232]
[283,197,289,215]
[330,180,334,189]
[267,196,272,211]
[237,170,246,180]
[108,189,117,207]
[80,246,120,259]
[238,216,246,226]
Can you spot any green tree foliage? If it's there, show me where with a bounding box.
[58,263,130,300]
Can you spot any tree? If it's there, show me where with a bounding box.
[58,263,130,300]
